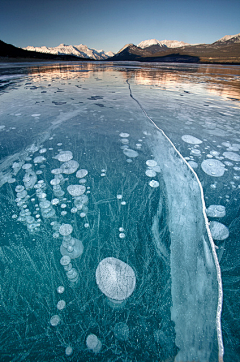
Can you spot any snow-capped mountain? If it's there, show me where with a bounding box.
[137,39,191,49]
[214,33,240,44]
[23,43,114,60]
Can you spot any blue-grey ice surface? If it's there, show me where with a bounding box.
[0,61,239,362]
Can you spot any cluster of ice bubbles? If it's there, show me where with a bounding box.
[119,131,160,188]
[181,134,240,246]
[9,140,143,358]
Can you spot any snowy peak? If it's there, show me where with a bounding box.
[23,43,114,60]
[214,33,240,44]
[137,39,190,49]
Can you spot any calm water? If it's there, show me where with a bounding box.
[0,61,239,362]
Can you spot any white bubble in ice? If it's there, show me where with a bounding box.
[206,205,226,218]
[55,151,73,162]
[210,221,229,240]
[76,169,88,178]
[96,257,136,302]
[117,194,123,199]
[50,315,60,326]
[59,224,73,236]
[51,198,60,206]
[119,227,124,232]
[51,168,62,175]
[188,161,198,169]
[39,148,47,154]
[119,233,125,238]
[145,169,157,177]
[61,211,67,216]
[67,185,86,196]
[57,300,66,310]
[36,170,43,175]
[121,201,126,205]
[86,334,102,353]
[65,346,73,356]
[80,212,86,218]
[15,185,25,193]
[31,113,40,117]
[146,160,157,167]
[34,156,46,164]
[201,159,226,177]
[50,178,60,186]
[101,173,106,176]
[60,255,71,266]
[123,149,138,158]
[119,132,129,138]
[121,138,129,144]
[22,163,32,170]
[181,135,202,144]
[61,203,67,208]
[57,286,65,294]
[190,149,201,156]
[223,151,240,162]
[114,322,129,341]
[71,207,78,213]
[84,223,90,228]
[149,180,159,188]
[60,160,79,174]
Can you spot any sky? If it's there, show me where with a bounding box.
[0,0,239,53]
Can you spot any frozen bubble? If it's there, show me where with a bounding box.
[60,255,71,266]
[146,160,157,167]
[119,233,125,238]
[34,156,46,164]
[39,148,47,154]
[145,169,157,177]
[36,170,43,175]
[121,138,129,144]
[117,194,123,199]
[181,135,202,144]
[86,334,102,353]
[79,178,87,184]
[224,161,233,167]
[80,212,86,218]
[55,151,73,162]
[51,198,60,206]
[71,207,78,213]
[15,185,25,193]
[12,214,18,219]
[119,227,124,232]
[223,151,240,162]
[51,168,62,175]
[61,203,67,208]
[61,211,67,216]
[31,113,41,117]
[233,166,240,171]
[60,160,79,175]
[65,346,73,356]
[114,322,129,341]
[101,173,106,176]
[123,148,138,158]
[84,223,90,228]
[76,169,88,178]
[121,201,126,205]
[57,300,66,310]
[190,149,201,156]
[222,142,231,148]
[210,221,229,241]
[96,257,136,301]
[53,232,59,238]
[188,161,198,169]
[57,286,65,294]
[59,224,73,236]
[126,159,132,163]
[201,159,226,177]
[149,180,159,188]
[210,150,220,157]
[50,178,60,186]
[22,163,32,170]
[67,185,86,196]
[119,132,129,138]
[50,315,60,326]
[66,268,78,280]
[206,205,226,218]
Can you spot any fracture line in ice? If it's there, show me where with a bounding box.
[126,78,224,361]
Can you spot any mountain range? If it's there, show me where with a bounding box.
[0,33,240,63]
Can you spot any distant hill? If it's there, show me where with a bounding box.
[0,40,91,61]
[109,33,240,64]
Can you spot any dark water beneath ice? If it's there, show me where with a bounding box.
[0,61,239,361]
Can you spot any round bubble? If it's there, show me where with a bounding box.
[51,168,62,175]
[60,160,79,174]
[86,334,102,353]
[210,221,229,240]
[181,135,202,144]
[22,163,32,170]
[114,322,129,341]
[57,300,66,310]
[55,151,73,162]
[59,224,73,236]
[119,132,129,138]
[67,185,86,196]
[65,346,73,356]
[60,255,71,266]
[206,205,226,218]
[223,152,240,162]
[123,148,138,158]
[34,156,46,164]
[188,161,198,169]
[149,180,159,188]
[146,160,157,167]
[201,159,226,177]
[57,286,65,294]
[145,169,157,177]
[76,169,88,178]
[190,149,201,156]
[50,315,60,326]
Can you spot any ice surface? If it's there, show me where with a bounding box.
[0,61,239,361]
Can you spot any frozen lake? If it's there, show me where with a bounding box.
[0,61,239,361]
